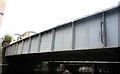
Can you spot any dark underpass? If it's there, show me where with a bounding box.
[2,47,120,74]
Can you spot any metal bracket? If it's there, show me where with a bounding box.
[100,21,104,44]
[100,12,107,47]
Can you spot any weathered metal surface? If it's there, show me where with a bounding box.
[5,6,119,56]
[54,23,72,51]
[106,8,118,47]
[30,35,40,53]
[74,14,103,49]
[22,39,29,54]
[40,31,52,52]
[17,41,23,54]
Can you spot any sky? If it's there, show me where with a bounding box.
[0,0,120,38]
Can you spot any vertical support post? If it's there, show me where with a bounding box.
[15,42,19,54]
[28,37,32,53]
[71,22,75,49]
[51,29,55,52]
[12,44,15,55]
[38,34,41,52]
[21,40,24,54]
[102,12,107,47]
[10,45,13,55]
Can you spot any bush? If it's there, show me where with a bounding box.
[4,34,12,43]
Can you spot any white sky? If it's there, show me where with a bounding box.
[0,0,120,37]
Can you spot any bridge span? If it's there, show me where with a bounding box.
[2,5,120,74]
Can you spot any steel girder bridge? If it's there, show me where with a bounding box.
[2,5,120,74]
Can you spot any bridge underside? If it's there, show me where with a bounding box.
[2,47,120,73]
[5,47,120,64]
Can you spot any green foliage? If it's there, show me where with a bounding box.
[4,34,12,42]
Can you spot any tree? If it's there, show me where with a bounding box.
[4,34,12,42]
[2,34,13,47]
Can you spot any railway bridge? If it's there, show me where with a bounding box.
[2,6,120,73]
